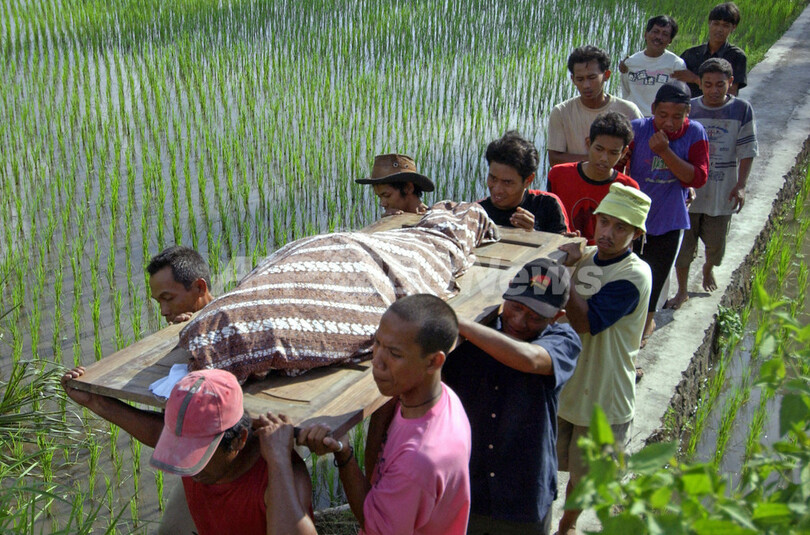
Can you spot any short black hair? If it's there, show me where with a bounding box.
[698,57,734,79]
[567,45,611,74]
[391,181,424,198]
[485,130,539,180]
[709,2,740,25]
[386,294,458,357]
[220,413,251,452]
[146,246,211,290]
[645,15,679,40]
[589,111,634,147]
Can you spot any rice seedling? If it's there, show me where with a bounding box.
[2,0,806,529]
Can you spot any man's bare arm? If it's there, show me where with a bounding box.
[458,319,553,374]
[729,157,753,212]
[671,69,699,85]
[298,424,372,528]
[256,413,318,535]
[557,242,591,334]
[61,367,164,447]
[364,398,397,483]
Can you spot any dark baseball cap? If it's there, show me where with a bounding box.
[502,258,570,317]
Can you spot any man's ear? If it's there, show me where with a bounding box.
[193,277,208,295]
[553,309,566,321]
[425,351,446,374]
[523,172,536,188]
[403,181,415,195]
[234,427,249,453]
[603,69,612,81]
[633,229,644,241]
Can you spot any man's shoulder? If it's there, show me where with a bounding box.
[728,95,755,115]
[686,117,708,135]
[722,43,747,59]
[625,50,648,64]
[549,162,580,177]
[534,322,579,343]
[525,189,566,217]
[615,171,639,189]
[681,43,707,59]
[589,255,652,296]
[526,189,564,204]
[606,95,643,118]
[622,252,653,282]
[552,95,581,113]
[663,50,687,67]
[631,116,652,132]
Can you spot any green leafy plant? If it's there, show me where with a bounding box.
[568,283,810,534]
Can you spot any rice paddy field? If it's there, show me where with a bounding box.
[0,0,807,532]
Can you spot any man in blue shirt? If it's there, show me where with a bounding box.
[443,258,582,534]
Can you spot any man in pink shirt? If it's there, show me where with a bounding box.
[286,294,472,534]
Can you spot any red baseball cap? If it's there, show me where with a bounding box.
[150,369,244,477]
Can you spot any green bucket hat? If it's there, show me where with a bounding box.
[593,183,651,232]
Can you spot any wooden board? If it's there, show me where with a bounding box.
[69,215,582,437]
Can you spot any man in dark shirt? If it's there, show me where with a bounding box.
[478,131,569,233]
[443,258,581,534]
[674,2,747,96]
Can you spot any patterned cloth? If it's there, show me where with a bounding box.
[179,202,499,382]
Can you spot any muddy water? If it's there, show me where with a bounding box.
[694,197,810,483]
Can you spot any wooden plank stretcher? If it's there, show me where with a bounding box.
[68,214,582,437]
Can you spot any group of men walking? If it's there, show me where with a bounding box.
[61,2,760,534]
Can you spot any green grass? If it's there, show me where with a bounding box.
[0,0,807,530]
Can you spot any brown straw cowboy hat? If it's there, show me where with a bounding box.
[355,154,435,192]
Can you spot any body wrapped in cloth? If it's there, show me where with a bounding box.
[179,202,499,382]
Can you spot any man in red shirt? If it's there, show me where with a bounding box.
[548,111,639,243]
[61,368,314,535]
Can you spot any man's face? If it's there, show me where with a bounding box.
[191,437,242,485]
[500,300,552,341]
[149,266,205,323]
[593,213,642,260]
[652,102,690,134]
[700,72,732,107]
[487,162,532,210]
[371,311,429,398]
[586,135,627,179]
[708,19,735,45]
[372,183,412,214]
[571,61,610,104]
[644,24,673,56]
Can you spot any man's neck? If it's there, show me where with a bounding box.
[580,91,609,110]
[219,438,262,484]
[701,95,730,109]
[581,161,613,183]
[399,382,443,419]
[644,48,665,58]
[707,39,726,54]
[596,247,632,263]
